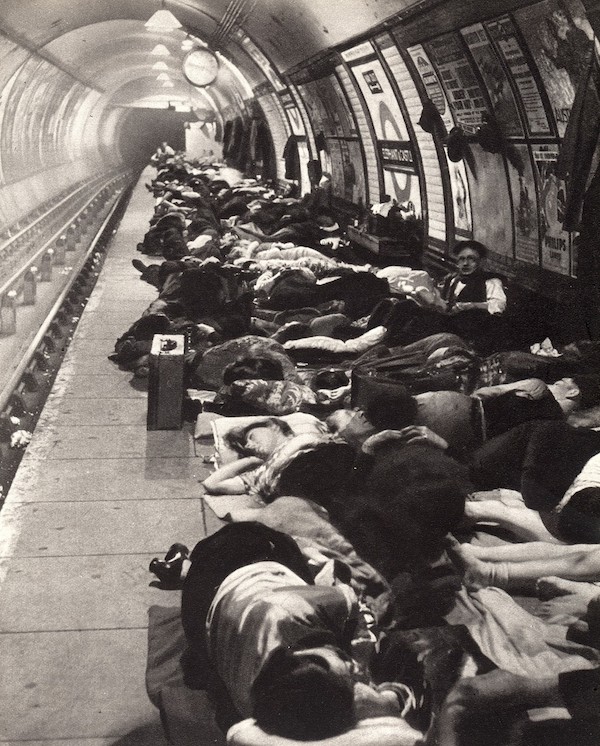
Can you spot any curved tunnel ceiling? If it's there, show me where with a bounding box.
[0,0,422,112]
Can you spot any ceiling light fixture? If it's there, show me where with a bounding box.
[152,61,169,70]
[157,72,171,81]
[145,9,182,30]
[162,81,175,88]
[151,44,171,56]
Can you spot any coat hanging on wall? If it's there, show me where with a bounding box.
[283,135,300,180]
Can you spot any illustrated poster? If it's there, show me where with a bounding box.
[533,143,571,274]
[515,0,595,136]
[507,144,541,265]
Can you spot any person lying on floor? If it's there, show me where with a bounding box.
[473,373,600,439]
[202,416,356,503]
[150,522,425,740]
[325,393,473,579]
[430,666,600,746]
[469,419,600,515]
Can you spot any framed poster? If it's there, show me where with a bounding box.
[485,15,553,136]
[515,0,595,136]
[507,144,541,265]
[533,143,571,274]
[425,33,490,132]
[408,44,473,239]
[407,44,456,132]
[279,90,305,136]
[461,22,524,136]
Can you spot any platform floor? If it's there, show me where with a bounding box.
[0,170,223,745]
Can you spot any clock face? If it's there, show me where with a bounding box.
[182,49,219,87]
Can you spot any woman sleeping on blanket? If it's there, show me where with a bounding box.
[202,417,356,503]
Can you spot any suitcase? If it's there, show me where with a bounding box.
[147,334,185,430]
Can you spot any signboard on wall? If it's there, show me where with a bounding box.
[515,0,595,137]
[485,16,553,136]
[425,33,490,132]
[533,144,571,274]
[460,22,524,136]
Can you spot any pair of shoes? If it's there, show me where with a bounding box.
[149,543,189,586]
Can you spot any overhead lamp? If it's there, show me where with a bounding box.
[157,72,171,81]
[162,81,175,88]
[145,9,182,30]
[151,44,171,56]
[182,48,219,87]
[152,61,169,70]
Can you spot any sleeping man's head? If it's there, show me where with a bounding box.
[252,644,404,740]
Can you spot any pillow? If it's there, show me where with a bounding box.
[283,326,387,355]
[227,717,423,746]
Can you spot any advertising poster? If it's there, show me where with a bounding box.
[515,0,595,136]
[279,90,305,136]
[341,139,366,204]
[407,44,473,238]
[467,147,513,254]
[461,22,524,136]
[485,16,553,136]
[448,160,473,239]
[328,74,358,137]
[406,43,456,132]
[327,139,345,200]
[533,144,571,274]
[298,82,331,135]
[425,33,490,132]
[507,144,541,265]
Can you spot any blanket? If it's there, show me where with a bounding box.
[220,495,393,622]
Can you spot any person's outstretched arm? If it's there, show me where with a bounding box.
[202,456,263,494]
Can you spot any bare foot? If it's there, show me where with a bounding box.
[445,536,496,590]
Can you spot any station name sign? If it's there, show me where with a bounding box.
[378,140,415,172]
